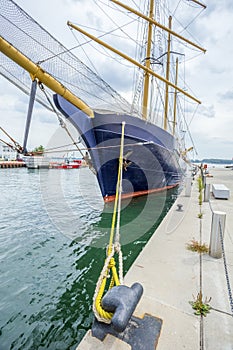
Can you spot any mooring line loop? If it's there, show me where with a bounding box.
[92,122,125,323]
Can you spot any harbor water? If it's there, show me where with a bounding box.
[0,167,178,350]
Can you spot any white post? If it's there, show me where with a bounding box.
[209,211,226,259]
[204,183,210,202]
[185,177,192,197]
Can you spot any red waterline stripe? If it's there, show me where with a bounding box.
[104,183,180,203]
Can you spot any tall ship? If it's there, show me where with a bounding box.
[0,0,206,202]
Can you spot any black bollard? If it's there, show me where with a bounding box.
[101,282,143,333]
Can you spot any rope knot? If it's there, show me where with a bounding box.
[92,122,125,324]
[108,257,116,268]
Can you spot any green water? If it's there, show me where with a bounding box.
[0,167,178,349]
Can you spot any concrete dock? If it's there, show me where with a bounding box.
[0,160,26,168]
[77,167,233,349]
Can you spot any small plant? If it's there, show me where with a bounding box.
[32,145,44,155]
[197,176,204,192]
[198,213,203,219]
[186,239,209,254]
[198,191,203,206]
[189,292,211,316]
[197,176,204,206]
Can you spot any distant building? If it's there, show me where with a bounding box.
[0,141,17,160]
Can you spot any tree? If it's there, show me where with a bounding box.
[32,145,44,155]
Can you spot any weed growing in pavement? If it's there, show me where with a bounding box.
[189,292,211,316]
[186,239,209,254]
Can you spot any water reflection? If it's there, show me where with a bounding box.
[0,168,178,350]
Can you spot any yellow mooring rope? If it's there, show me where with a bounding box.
[93,122,125,323]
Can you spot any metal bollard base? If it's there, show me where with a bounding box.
[92,313,162,349]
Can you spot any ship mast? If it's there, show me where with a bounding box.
[0,0,206,119]
[108,0,206,116]
[141,0,154,120]
[173,58,179,136]
[111,0,206,53]
[67,24,202,105]
[164,16,172,131]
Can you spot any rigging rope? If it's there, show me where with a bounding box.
[38,82,84,158]
[38,82,97,175]
[93,122,125,323]
[42,140,153,154]
[0,126,23,153]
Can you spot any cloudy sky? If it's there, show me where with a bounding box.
[0,0,233,160]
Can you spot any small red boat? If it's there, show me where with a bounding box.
[50,159,82,169]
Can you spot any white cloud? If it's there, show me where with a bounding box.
[1,0,233,160]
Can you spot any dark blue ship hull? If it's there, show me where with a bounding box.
[54,95,184,202]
